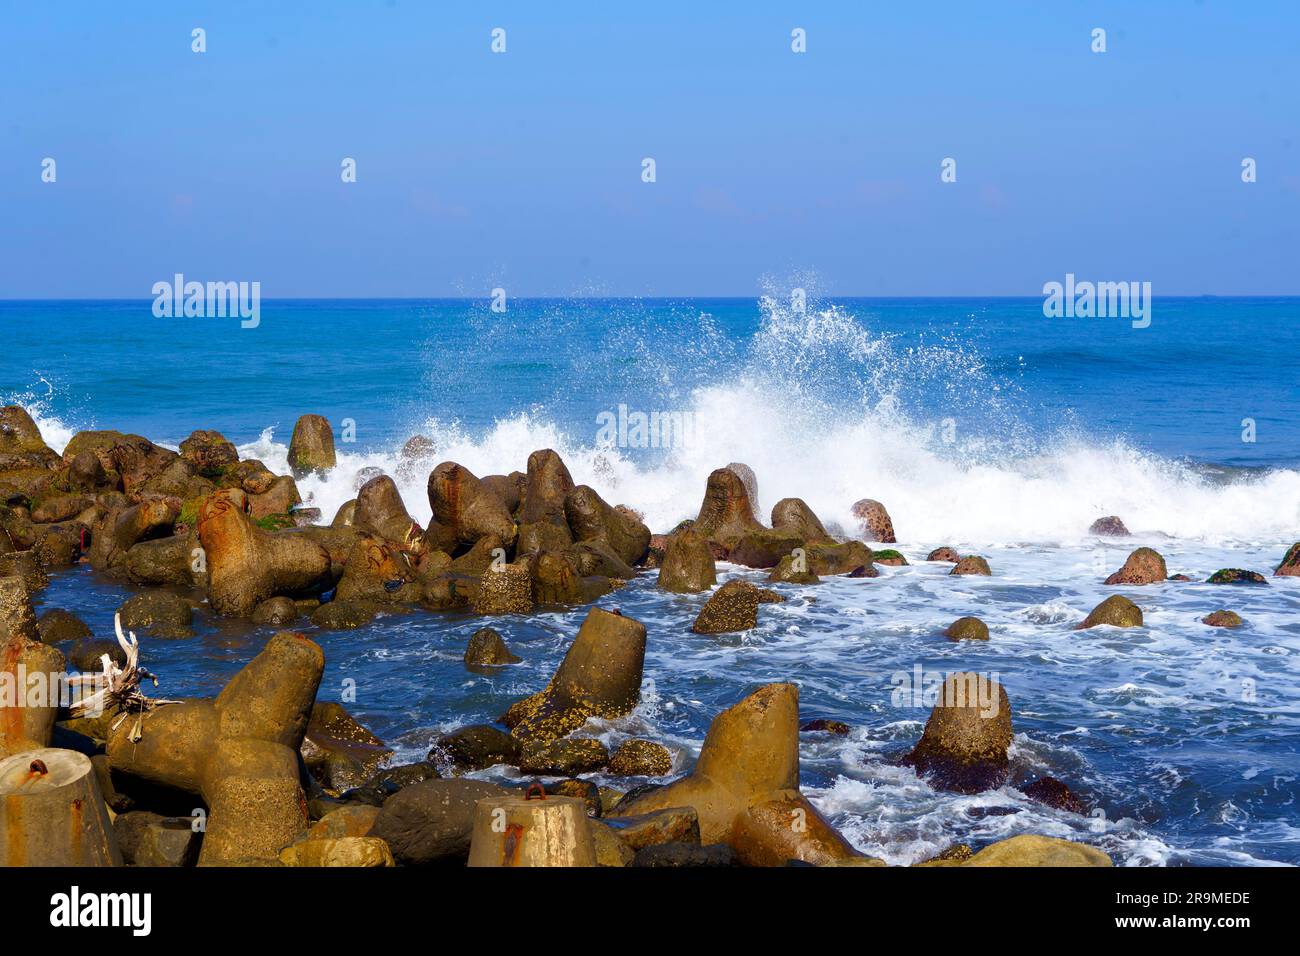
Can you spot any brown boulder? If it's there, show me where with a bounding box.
[179,430,239,478]
[608,739,673,776]
[657,528,716,593]
[505,607,646,743]
[301,702,393,792]
[464,626,521,669]
[1275,543,1300,577]
[520,449,574,522]
[1104,547,1167,585]
[950,555,991,576]
[905,672,1012,793]
[197,488,332,617]
[1202,609,1243,628]
[564,484,650,566]
[480,473,524,514]
[424,462,518,553]
[926,547,960,562]
[334,537,420,604]
[611,684,859,866]
[769,498,832,544]
[851,498,896,543]
[36,608,92,645]
[1075,595,1143,629]
[943,616,989,641]
[117,591,194,638]
[693,468,764,551]
[287,414,336,478]
[692,579,782,634]
[1088,515,1130,536]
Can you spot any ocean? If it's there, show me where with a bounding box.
[4,294,1299,865]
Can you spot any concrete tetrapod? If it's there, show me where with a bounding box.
[505,607,646,743]
[105,631,324,864]
[0,748,122,866]
[610,683,860,867]
[1,575,66,758]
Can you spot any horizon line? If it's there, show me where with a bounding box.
[4,293,1300,303]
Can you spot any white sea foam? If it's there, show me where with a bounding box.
[210,391,1300,550]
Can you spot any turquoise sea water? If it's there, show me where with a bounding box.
[4,295,1299,865]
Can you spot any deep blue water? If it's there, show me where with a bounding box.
[4,296,1299,467]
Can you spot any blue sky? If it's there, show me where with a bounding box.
[2,1,1297,297]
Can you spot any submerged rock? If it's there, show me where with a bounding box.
[871,549,909,566]
[962,834,1110,867]
[943,616,989,641]
[251,596,298,626]
[1021,776,1086,814]
[767,552,820,585]
[1202,609,1243,628]
[804,541,874,575]
[518,737,610,775]
[117,591,194,638]
[36,608,92,644]
[463,626,521,669]
[302,702,393,793]
[926,547,960,563]
[949,555,991,576]
[1076,595,1143,629]
[800,718,850,736]
[310,599,378,630]
[1207,568,1268,585]
[691,579,782,634]
[430,724,520,771]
